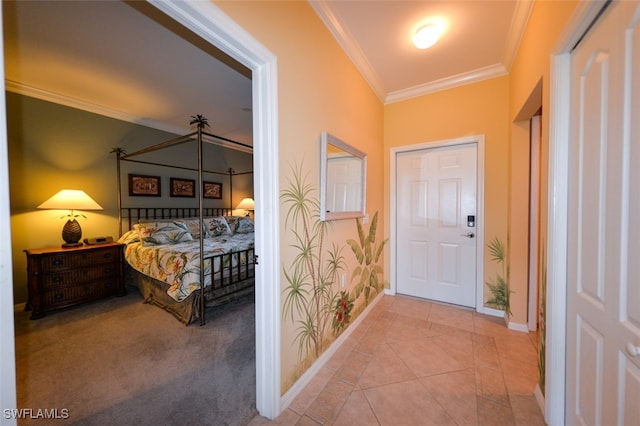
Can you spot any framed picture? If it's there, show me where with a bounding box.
[203,181,222,199]
[170,178,195,198]
[129,174,161,197]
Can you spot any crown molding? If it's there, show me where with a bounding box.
[309,0,386,102]
[6,79,254,152]
[311,0,523,105]
[385,63,508,104]
[5,79,190,136]
[502,0,534,70]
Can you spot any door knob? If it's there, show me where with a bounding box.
[460,232,475,238]
[627,343,640,357]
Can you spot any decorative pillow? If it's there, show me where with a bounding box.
[174,218,205,239]
[235,217,255,234]
[224,216,240,234]
[135,222,193,246]
[117,229,140,245]
[204,216,232,237]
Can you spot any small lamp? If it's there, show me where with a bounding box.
[235,197,255,217]
[38,189,103,248]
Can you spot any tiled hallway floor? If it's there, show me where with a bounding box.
[250,294,545,425]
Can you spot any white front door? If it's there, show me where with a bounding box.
[396,143,477,307]
[567,1,640,424]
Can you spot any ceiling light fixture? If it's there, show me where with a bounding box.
[413,23,443,49]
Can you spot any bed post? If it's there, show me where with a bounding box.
[111,147,126,237]
[191,115,208,326]
[228,168,234,214]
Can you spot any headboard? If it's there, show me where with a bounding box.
[120,207,233,233]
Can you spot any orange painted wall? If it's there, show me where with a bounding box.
[215,1,384,393]
[384,76,510,306]
[508,0,579,327]
[510,1,580,117]
[217,0,580,398]
[385,0,578,329]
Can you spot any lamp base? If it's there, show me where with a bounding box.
[62,218,83,247]
[61,242,84,248]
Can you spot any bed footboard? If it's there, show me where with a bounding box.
[200,247,255,317]
[120,206,255,325]
[125,246,255,325]
[208,247,255,288]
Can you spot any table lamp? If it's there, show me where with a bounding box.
[235,197,255,217]
[38,189,103,247]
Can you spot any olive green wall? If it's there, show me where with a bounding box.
[7,92,253,304]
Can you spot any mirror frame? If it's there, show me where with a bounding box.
[320,131,367,221]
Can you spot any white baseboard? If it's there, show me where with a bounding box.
[507,321,529,333]
[478,306,505,318]
[280,291,384,410]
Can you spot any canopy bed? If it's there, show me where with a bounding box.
[113,116,255,325]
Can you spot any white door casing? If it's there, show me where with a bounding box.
[547,1,608,423]
[0,2,18,421]
[528,115,541,331]
[566,1,640,424]
[392,137,485,311]
[147,0,281,419]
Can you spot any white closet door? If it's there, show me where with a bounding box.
[566,1,640,423]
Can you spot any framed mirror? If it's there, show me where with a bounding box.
[320,131,367,221]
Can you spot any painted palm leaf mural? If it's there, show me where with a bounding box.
[484,235,512,317]
[281,163,386,362]
[538,246,547,395]
[347,212,387,307]
[281,163,348,358]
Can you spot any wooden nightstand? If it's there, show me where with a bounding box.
[24,242,126,319]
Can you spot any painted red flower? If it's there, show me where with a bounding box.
[332,291,354,334]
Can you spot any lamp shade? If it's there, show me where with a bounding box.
[38,190,103,247]
[38,189,103,211]
[235,197,255,210]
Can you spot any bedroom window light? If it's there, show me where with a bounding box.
[38,189,103,247]
[236,197,255,217]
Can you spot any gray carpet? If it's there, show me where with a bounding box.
[13,286,257,426]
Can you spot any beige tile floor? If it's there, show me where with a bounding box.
[250,294,545,425]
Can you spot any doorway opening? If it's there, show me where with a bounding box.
[89,1,284,419]
[2,0,281,420]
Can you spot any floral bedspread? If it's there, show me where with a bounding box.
[123,233,254,302]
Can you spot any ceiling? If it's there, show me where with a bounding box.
[3,1,533,149]
[311,0,532,102]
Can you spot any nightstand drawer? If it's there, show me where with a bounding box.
[41,265,119,290]
[39,247,120,271]
[25,242,125,319]
[41,279,121,309]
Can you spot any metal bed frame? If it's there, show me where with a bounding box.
[113,116,255,325]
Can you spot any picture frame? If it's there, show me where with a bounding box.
[128,174,161,197]
[170,178,196,198]
[203,181,222,199]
